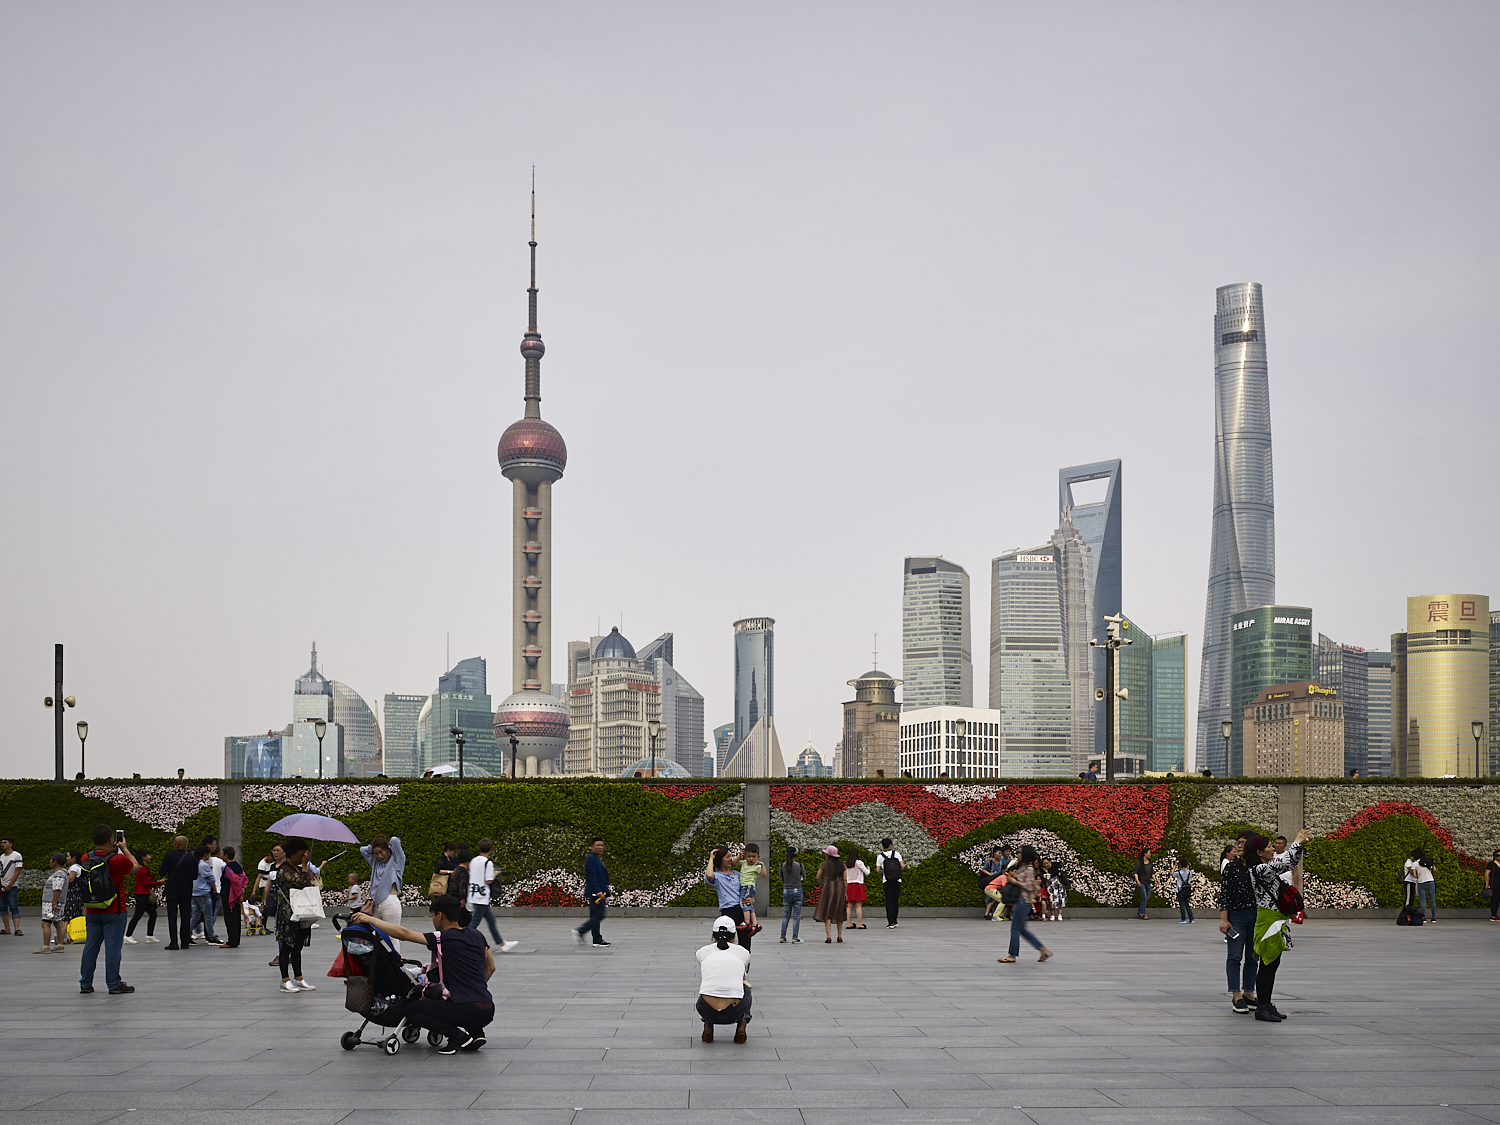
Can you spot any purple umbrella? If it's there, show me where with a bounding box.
[265,812,360,844]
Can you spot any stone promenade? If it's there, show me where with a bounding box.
[1,915,1496,1125]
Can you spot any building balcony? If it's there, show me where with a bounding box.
[522,577,543,589]
[523,541,544,556]
[522,507,544,521]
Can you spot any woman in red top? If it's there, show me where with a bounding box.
[124,849,159,944]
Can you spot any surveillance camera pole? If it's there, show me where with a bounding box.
[54,644,64,782]
[1090,617,1133,784]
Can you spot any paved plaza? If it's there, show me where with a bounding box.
[1,915,1497,1125]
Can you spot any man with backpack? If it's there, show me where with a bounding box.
[466,838,518,953]
[877,838,903,928]
[78,823,139,995]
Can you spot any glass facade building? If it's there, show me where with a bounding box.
[1047,512,1096,772]
[1059,460,1121,761]
[1394,593,1491,777]
[1197,283,1277,776]
[1151,633,1187,772]
[904,557,972,709]
[1228,606,1312,776]
[1314,636,1367,776]
[990,548,1071,776]
[382,693,428,778]
[731,619,774,761]
[225,735,284,779]
[1117,615,1153,774]
[331,681,381,777]
[1365,652,1392,776]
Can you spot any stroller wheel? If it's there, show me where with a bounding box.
[382,1035,401,1056]
[401,1024,421,1043]
[427,1030,444,1047]
[340,1032,359,1051]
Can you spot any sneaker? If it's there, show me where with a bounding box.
[80,986,94,994]
[124,936,138,944]
[310,922,320,928]
[779,937,787,943]
[33,946,52,954]
[1231,996,1249,1014]
[295,979,316,991]
[1178,920,1188,924]
[437,1041,460,1055]
[280,980,300,993]
[1242,995,1259,1010]
[459,1034,486,1052]
[144,936,161,943]
[192,930,204,939]
[108,983,135,995]
[1254,1008,1283,1022]
[791,937,802,943]
[591,941,612,947]
[498,941,520,953]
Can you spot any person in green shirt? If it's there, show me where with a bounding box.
[739,845,765,937]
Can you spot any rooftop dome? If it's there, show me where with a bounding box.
[498,418,567,477]
[620,757,692,779]
[594,627,636,660]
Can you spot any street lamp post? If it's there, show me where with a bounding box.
[76,721,89,780]
[1220,720,1232,777]
[450,726,466,781]
[1473,721,1485,779]
[647,719,662,778]
[954,717,967,779]
[314,719,328,780]
[503,724,519,779]
[43,641,76,782]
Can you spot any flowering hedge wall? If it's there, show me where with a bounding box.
[1,778,1496,910]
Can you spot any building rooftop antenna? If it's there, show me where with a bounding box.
[872,634,879,671]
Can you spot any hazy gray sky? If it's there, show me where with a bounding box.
[3,4,1496,779]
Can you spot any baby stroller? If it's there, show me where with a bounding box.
[333,916,441,1055]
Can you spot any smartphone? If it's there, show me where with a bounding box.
[115,830,124,843]
[1225,926,1239,940]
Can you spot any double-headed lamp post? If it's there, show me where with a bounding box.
[1220,720,1232,778]
[954,717,967,779]
[450,726,466,781]
[503,724,519,779]
[76,721,89,779]
[1473,721,1486,779]
[647,718,662,778]
[314,718,328,780]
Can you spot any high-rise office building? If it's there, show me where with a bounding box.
[712,723,734,774]
[331,682,381,777]
[1365,651,1392,776]
[1228,606,1312,776]
[842,668,903,778]
[565,628,663,775]
[1243,681,1344,777]
[290,643,343,777]
[637,632,706,770]
[1059,460,1121,761]
[430,656,500,774]
[225,733,285,778]
[382,694,427,778]
[1491,612,1500,777]
[731,618,775,759]
[1315,636,1368,776]
[1151,633,1187,772]
[495,190,571,775]
[1392,594,1491,777]
[904,557,972,709]
[898,707,1003,779]
[791,742,832,778]
[1117,615,1154,774]
[1196,283,1277,776]
[1048,512,1096,772]
[989,547,1072,777]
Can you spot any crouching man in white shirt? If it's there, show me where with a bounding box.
[697,915,753,1044]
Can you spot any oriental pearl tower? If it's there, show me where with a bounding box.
[493,187,571,776]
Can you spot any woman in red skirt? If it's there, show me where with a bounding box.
[844,851,869,929]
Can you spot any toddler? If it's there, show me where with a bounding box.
[739,844,765,936]
[343,872,366,914]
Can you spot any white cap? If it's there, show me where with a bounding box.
[711,915,736,934]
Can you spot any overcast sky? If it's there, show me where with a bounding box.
[2,3,1495,780]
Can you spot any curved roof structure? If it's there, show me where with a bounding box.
[594,627,636,660]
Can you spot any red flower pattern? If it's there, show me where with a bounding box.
[649,785,716,801]
[512,886,586,908]
[1326,800,1482,870]
[769,784,1168,853]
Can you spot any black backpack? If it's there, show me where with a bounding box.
[881,852,902,882]
[1396,903,1424,927]
[79,852,119,910]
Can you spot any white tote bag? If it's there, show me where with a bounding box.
[288,883,325,922]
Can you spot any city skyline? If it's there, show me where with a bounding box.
[3,7,1495,779]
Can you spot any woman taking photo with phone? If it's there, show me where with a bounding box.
[1245,828,1309,1023]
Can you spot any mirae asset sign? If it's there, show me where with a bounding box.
[1274,616,1311,625]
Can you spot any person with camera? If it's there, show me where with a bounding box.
[352,894,495,1054]
[77,824,139,995]
[1245,829,1309,1023]
[697,915,753,1044]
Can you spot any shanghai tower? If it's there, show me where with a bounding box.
[1195,282,1275,776]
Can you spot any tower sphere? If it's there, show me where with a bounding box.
[498,417,567,483]
[520,335,545,361]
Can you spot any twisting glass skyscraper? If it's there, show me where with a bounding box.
[1196,283,1276,775]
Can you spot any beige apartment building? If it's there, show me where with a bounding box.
[1243,681,1344,777]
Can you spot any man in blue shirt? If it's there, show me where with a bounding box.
[189,847,224,946]
[573,838,610,948]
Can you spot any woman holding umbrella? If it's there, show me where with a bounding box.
[273,838,318,993]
